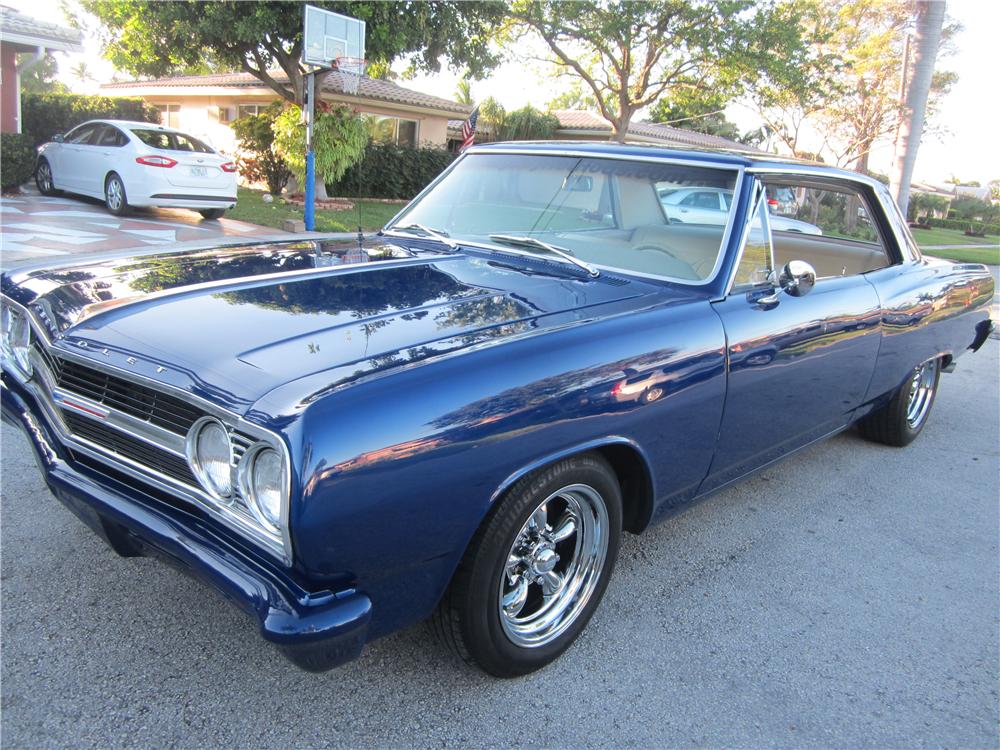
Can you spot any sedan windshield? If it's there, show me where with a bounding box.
[388,153,740,282]
[130,129,215,154]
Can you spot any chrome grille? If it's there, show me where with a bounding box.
[52,355,203,435]
[63,411,198,486]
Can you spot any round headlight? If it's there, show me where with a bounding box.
[243,446,284,531]
[186,418,233,498]
[2,306,32,377]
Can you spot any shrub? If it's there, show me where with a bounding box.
[1,133,36,190]
[926,217,1000,236]
[272,104,367,189]
[231,103,291,195]
[21,93,159,147]
[329,143,456,199]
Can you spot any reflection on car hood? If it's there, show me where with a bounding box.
[5,237,681,412]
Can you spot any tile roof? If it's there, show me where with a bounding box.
[102,71,471,115]
[550,110,757,151]
[0,4,83,51]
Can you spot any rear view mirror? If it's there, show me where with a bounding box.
[52,134,64,143]
[562,175,593,192]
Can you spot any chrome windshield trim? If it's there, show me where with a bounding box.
[722,177,769,297]
[386,150,746,288]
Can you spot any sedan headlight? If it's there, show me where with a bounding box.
[1,304,32,378]
[240,444,286,532]
[185,417,234,499]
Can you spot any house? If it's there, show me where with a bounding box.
[447,109,756,152]
[0,5,82,133]
[100,71,471,153]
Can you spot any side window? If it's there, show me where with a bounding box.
[732,196,774,289]
[95,125,127,147]
[681,191,722,210]
[65,124,97,145]
[763,179,891,278]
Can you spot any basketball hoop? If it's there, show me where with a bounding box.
[334,56,367,95]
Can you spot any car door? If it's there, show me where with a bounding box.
[55,123,99,191]
[701,175,888,492]
[85,124,129,196]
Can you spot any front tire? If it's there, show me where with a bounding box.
[104,172,130,216]
[199,208,226,220]
[432,453,622,677]
[858,357,940,446]
[35,158,57,195]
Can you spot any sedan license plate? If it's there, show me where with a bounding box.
[189,166,208,177]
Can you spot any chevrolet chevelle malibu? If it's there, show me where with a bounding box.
[1,143,994,677]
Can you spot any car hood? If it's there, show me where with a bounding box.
[6,237,686,413]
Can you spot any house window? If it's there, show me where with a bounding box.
[237,104,267,119]
[365,114,418,147]
[157,104,180,128]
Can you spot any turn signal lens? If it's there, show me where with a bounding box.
[135,155,178,168]
[1,305,32,378]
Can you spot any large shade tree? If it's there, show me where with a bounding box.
[509,0,812,142]
[81,0,509,106]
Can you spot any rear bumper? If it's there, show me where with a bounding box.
[1,375,371,672]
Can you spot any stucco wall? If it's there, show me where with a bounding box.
[1,44,19,133]
[138,94,452,152]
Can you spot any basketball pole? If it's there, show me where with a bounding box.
[304,70,316,232]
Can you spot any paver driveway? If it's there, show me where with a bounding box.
[1,187,283,267]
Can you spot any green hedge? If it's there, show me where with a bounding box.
[926,217,1000,237]
[328,143,455,199]
[21,93,160,147]
[1,133,36,190]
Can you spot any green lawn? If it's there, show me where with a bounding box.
[906,227,999,264]
[226,187,404,233]
[921,246,1000,265]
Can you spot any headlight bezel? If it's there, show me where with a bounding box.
[185,416,235,501]
[238,442,289,535]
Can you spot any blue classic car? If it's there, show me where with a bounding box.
[1,143,994,676]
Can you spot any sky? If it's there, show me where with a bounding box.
[9,0,999,188]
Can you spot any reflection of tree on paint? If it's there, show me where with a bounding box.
[127,251,316,293]
[218,266,470,318]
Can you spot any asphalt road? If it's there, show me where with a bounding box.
[2,341,997,749]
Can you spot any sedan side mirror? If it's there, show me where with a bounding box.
[52,134,64,143]
[778,260,816,297]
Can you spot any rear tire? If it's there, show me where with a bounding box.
[199,208,226,220]
[431,453,622,677]
[35,158,58,195]
[858,357,940,447]
[104,173,130,216]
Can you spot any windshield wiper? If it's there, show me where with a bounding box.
[384,223,456,248]
[488,234,600,278]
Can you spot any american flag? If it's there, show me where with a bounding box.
[459,107,479,152]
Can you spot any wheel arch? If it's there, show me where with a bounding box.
[489,436,655,535]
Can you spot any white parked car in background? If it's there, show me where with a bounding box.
[658,186,822,234]
[34,120,238,219]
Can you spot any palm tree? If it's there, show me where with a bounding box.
[889,1,946,216]
[455,78,473,106]
[70,61,94,85]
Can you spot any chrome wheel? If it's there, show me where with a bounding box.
[498,483,609,648]
[106,177,124,211]
[905,359,938,428]
[36,161,53,192]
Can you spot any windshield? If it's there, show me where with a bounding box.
[388,153,740,282]
[130,129,215,154]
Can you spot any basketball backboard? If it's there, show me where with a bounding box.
[303,5,365,69]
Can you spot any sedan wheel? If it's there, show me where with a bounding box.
[432,453,622,677]
[35,159,57,195]
[859,357,940,446]
[104,173,130,216]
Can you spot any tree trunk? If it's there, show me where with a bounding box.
[314,174,329,200]
[889,1,946,217]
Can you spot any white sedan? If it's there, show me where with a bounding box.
[35,119,237,219]
[658,186,822,234]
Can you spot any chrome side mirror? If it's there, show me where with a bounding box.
[778,260,816,297]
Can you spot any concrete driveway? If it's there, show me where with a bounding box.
[1,187,287,268]
[1,338,996,748]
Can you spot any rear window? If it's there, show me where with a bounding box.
[130,129,214,153]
